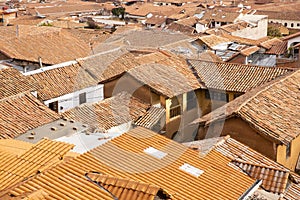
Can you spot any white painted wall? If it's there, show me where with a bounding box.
[44,84,104,113]
[232,18,268,40]
[269,19,300,29]
[286,36,300,49]
[195,23,208,33]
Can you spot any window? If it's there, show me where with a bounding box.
[49,101,58,112]
[79,92,86,104]
[284,23,287,27]
[297,23,300,27]
[291,23,294,28]
[205,90,229,102]
[286,143,291,159]
[187,91,197,111]
[170,96,181,118]
[234,93,242,99]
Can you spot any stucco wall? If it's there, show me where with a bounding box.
[269,19,300,29]
[232,18,268,40]
[197,117,276,160]
[277,135,300,170]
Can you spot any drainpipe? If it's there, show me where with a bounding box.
[238,180,262,200]
[38,57,43,68]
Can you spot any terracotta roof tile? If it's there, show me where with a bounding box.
[193,69,300,145]
[0,65,39,99]
[201,10,240,23]
[240,46,260,56]
[0,93,60,139]
[0,25,90,65]
[260,38,283,49]
[220,33,269,46]
[62,92,150,132]
[30,62,97,101]
[0,139,33,156]
[127,53,202,97]
[135,106,165,129]
[197,34,231,49]
[265,40,287,55]
[255,11,300,21]
[145,14,167,26]
[188,60,291,92]
[282,31,300,41]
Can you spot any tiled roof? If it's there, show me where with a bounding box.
[193,69,300,145]
[282,31,300,41]
[0,139,73,191]
[62,92,150,132]
[176,16,199,26]
[188,60,291,92]
[260,38,283,49]
[86,173,164,200]
[197,34,231,49]
[0,65,39,99]
[0,93,60,139]
[283,183,300,200]
[127,53,202,97]
[265,40,287,55]
[35,3,106,15]
[197,51,223,62]
[240,46,260,56]
[218,21,248,33]
[145,14,167,25]
[125,3,182,17]
[135,106,165,129]
[0,25,90,65]
[29,62,98,101]
[201,10,240,23]
[166,22,195,34]
[220,33,269,46]
[184,136,289,194]
[255,11,300,21]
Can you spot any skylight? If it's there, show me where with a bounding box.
[144,147,167,159]
[179,163,204,178]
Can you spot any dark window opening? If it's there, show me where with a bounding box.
[170,96,181,118]
[291,23,294,28]
[49,101,58,112]
[286,143,291,159]
[79,92,87,104]
[187,91,197,111]
[205,90,229,102]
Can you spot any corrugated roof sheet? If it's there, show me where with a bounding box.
[62,92,150,132]
[87,173,164,200]
[0,93,60,139]
[3,127,256,200]
[193,69,300,145]
[0,66,39,99]
[188,59,291,92]
[0,139,73,191]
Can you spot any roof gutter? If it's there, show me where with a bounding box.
[238,180,262,200]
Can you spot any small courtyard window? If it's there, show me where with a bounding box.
[284,23,287,27]
[291,23,294,28]
[286,143,291,159]
[170,96,181,118]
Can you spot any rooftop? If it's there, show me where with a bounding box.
[0,92,60,139]
[188,59,291,92]
[184,136,289,194]
[62,92,150,132]
[193,69,300,145]
[0,25,90,65]
[0,65,39,99]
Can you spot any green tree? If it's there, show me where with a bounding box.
[112,7,125,19]
[267,26,281,37]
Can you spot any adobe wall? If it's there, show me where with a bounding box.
[277,135,300,170]
[197,117,276,160]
